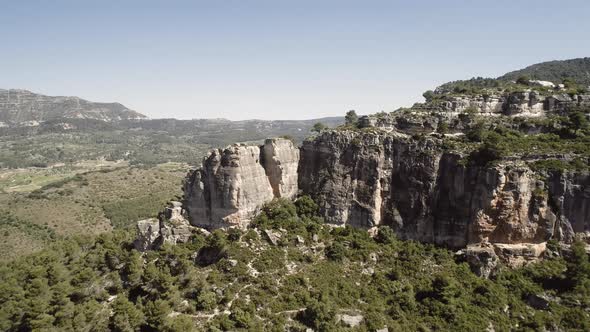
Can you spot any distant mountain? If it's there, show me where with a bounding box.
[0,89,147,126]
[498,57,590,85]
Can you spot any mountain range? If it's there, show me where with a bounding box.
[0,89,146,126]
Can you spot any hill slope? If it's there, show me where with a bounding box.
[498,57,590,85]
[1,199,589,331]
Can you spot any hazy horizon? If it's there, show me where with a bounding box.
[2,0,589,120]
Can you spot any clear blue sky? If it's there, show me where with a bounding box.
[1,0,589,120]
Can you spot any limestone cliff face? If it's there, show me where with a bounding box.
[298,131,441,234]
[177,129,589,250]
[435,155,558,247]
[299,131,589,248]
[183,138,299,228]
[419,91,590,118]
[547,172,590,241]
[138,128,589,270]
[262,138,300,199]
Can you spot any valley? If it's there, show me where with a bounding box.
[1,57,590,331]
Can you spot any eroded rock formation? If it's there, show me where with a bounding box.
[183,138,299,228]
[134,201,193,251]
[357,92,590,134]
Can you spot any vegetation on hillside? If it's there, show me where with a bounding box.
[424,57,590,102]
[499,57,590,87]
[431,103,590,170]
[0,164,185,260]
[0,117,344,168]
[1,197,589,331]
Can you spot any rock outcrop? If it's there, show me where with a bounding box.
[183,138,299,228]
[134,218,162,251]
[456,242,548,278]
[134,201,193,251]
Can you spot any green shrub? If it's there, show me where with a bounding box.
[295,195,319,218]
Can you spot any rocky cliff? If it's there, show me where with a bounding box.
[134,201,194,251]
[298,131,586,248]
[153,129,588,251]
[136,126,590,276]
[358,92,590,133]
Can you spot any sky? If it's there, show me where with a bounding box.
[1,0,589,120]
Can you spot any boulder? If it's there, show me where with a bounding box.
[456,245,499,278]
[336,313,364,327]
[526,294,550,310]
[264,229,282,246]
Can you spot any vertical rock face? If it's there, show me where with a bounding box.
[298,131,443,234]
[140,129,589,264]
[299,130,589,248]
[134,218,161,251]
[183,138,299,228]
[435,156,558,247]
[262,138,300,199]
[547,172,590,241]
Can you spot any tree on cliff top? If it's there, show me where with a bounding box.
[345,110,358,126]
[311,122,327,133]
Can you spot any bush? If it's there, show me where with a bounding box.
[375,226,397,245]
[423,90,436,102]
[295,195,319,218]
[196,291,217,311]
[516,75,531,85]
[436,121,449,134]
[311,122,327,133]
[299,297,337,331]
[195,230,227,266]
[227,228,242,242]
[325,242,346,261]
[468,132,507,166]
